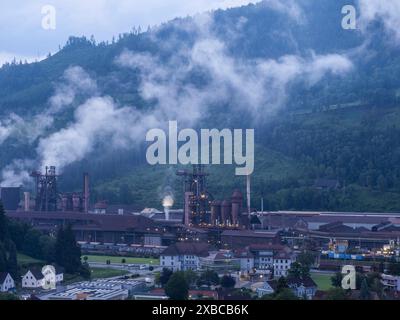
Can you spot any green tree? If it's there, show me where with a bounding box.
[198,270,219,286]
[326,288,348,300]
[220,275,235,289]
[297,251,316,268]
[159,268,173,287]
[288,261,310,278]
[39,235,56,263]
[183,270,198,287]
[0,292,19,300]
[119,184,132,204]
[276,276,288,294]
[55,224,82,274]
[260,294,274,300]
[359,278,370,300]
[6,241,18,279]
[0,203,8,242]
[79,262,92,280]
[331,272,343,287]
[274,288,298,300]
[0,243,7,272]
[165,272,189,300]
[377,175,387,192]
[22,229,42,259]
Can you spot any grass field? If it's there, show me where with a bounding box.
[63,268,130,284]
[82,255,159,265]
[311,273,334,291]
[17,253,44,266]
[90,268,130,279]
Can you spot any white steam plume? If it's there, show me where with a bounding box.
[1,11,354,186]
[0,66,98,146]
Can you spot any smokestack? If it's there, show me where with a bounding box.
[246,174,251,217]
[211,200,221,226]
[83,173,89,213]
[221,200,232,226]
[72,193,80,212]
[184,192,193,226]
[231,190,243,227]
[24,192,30,212]
[61,194,68,212]
[164,208,170,221]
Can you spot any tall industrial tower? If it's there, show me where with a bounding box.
[30,166,59,212]
[177,165,213,226]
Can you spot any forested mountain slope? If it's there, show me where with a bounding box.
[1,0,400,211]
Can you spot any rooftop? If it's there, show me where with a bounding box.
[7,211,156,233]
[161,242,210,257]
[0,272,11,283]
[221,230,278,238]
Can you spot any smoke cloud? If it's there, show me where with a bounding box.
[117,34,353,123]
[0,66,98,146]
[1,10,354,186]
[37,96,159,171]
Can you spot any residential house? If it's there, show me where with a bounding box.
[273,252,294,278]
[234,249,254,273]
[22,269,44,289]
[22,265,64,289]
[160,242,210,271]
[257,276,317,300]
[0,272,15,292]
[381,274,400,292]
[287,277,318,299]
[247,244,296,277]
[256,280,277,297]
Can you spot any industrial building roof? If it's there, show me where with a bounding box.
[221,230,279,238]
[6,211,156,233]
[161,242,210,257]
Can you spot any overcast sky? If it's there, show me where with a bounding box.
[0,0,257,65]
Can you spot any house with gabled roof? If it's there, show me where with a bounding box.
[0,272,15,292]
[22,265,64,289]
[257,276,317,299]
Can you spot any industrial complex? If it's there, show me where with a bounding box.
[2,164,400,300]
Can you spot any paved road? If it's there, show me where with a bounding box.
[89,262,161,275]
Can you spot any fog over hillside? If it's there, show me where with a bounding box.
[1,0,400,211]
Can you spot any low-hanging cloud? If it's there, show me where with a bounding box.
[0,66,98,146]
[358,0,400,43]
[1,10,354,187]
[117,34,353,122]
[37,96,159,171]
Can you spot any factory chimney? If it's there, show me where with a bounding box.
[184,192,193,226]
[246,174,251,217]
[24,192,30,212]
[83,173,90,213]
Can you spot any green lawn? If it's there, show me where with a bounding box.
[17,253,44,266]
[82,255,159,265]
[63,268,130,284]
[311,273,334,291]
[90,268,130,279]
